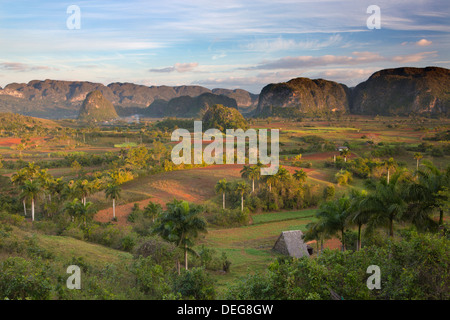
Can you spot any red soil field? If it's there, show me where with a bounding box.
[0,137,46,147]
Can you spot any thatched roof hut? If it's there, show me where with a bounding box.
[273,230,313,258]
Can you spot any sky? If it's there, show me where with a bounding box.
[0,0,449,93]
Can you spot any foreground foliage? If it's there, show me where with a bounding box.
[226,231,449,300]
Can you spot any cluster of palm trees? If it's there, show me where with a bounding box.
[215,178,250,212]
[215,164,309,212]
[305,160,449,252]
[11,162,122,222]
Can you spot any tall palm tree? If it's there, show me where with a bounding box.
[143,201,162,222]
[240,165,260,193]
[11,168,29,215]
[235,181,249,212]
[105,183,121,219]
[264,174,278,192]
[414,152,423,171]
[64,199,96,227]
[76,180,93,206]
[20,180,41,221]
[215,179,230,209]
[37,169,53,202]
[346,189,370,250]
[316,196,351,251]
[153,200,207,271]
[48,178,66,206]
[405,160,449,230]
[304,220,327,254]
[23,162,39,181]
[275,166,290,182]
[384,157,396,184]
[293,169,308,184]
[361,171,408,237]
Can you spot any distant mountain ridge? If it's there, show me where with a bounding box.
[0,66,448,119]
[0,80,258,119]
[145,92,239,118]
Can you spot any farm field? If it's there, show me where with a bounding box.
[0,113,449,300]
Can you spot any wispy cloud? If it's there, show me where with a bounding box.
[242,51,437,70]
[392,51,437,63]
[242,52,384,70]
[149,62,199,73]
[242,35,342,52]
[0,62,54,72]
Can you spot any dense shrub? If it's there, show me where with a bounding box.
[0,257,53,300]
[207,208,250,227]
[134,236,181,269]
[130,256,173,298]
[225,232,450,300]
[172,267,216,300]
[335,170,353,185]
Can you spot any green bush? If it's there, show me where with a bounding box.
[335,170,353,185]
[120,232,138,252]
[172,267,216,300]
[88,224,130,249]
[0,257,53,300]
[323,185,335,201]
[134,236,181,269]
[225,232,450,300]
[207,208,250,227]
[130,256,172,298]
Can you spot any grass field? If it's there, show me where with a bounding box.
[199,209,317,290]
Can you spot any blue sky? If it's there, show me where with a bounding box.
[0,0,449,93]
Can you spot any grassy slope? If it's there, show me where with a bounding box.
[1,225,133,269]
[198,209,317,292]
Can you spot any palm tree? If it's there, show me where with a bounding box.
[361,171,408,237]
[105,183,121,220]
[340,148,350,162]
[143,201,162,222]
[346,189,370,250]
[414,152,423,171]
[153,200,207,272]
[240,165,260,192]
[11,168,29,215]
[293,169,308,184]
[20,180,41,221]
[384,157,396,184]
[23,162,39,181]
[264,174,278,192]
[48,178,65,204]
[76,180,93,206]
[37,169,53,203]
[215,179,230,209]
[235,181,249,212]
[275,166,290,182]
[405,160,449,230]
[64,199,96,227]
[316,196,351,251]
[304,220,327,254]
